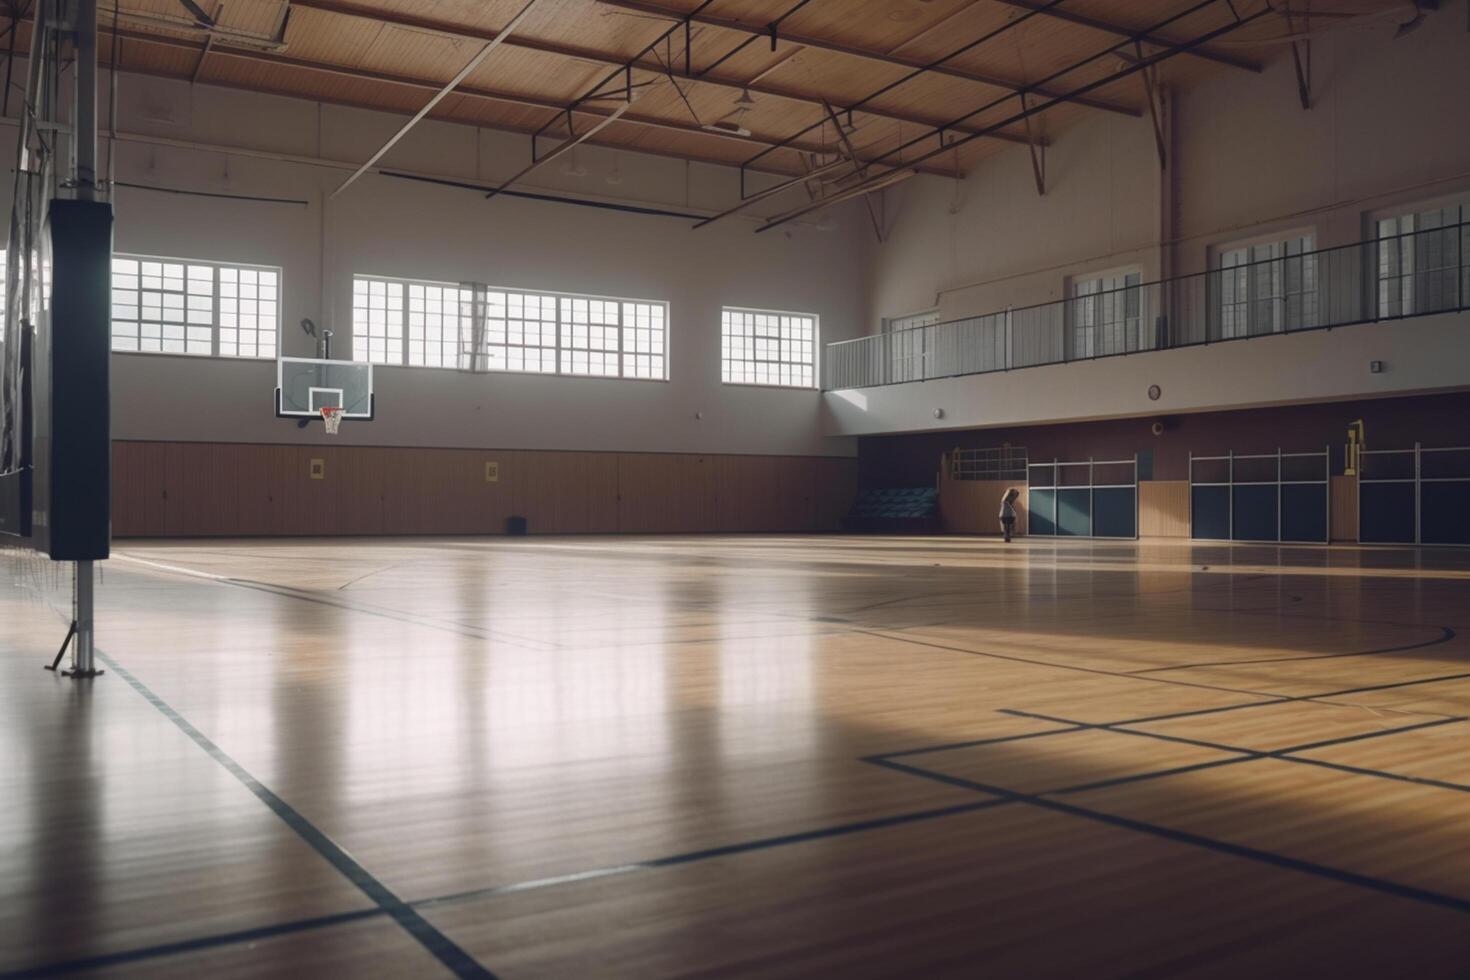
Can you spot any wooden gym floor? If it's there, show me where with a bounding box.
[4,535,1470,978]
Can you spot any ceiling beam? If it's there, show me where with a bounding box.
[987,0,1262,73]
[96,24,961,178]
[594,0,1140,117]
[332,0,548,198]
[759,1,1269,232]
[288,0,1032,147]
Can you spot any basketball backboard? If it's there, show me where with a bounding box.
[276,356,374,421]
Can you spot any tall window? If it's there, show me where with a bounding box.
[1216,234,1316,339]
[1071,269,1141,357]
[353,275,667,380]
[721,307,817,388]
[110,255,279,357]
[1378,204,1468,318]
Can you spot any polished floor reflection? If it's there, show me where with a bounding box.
[3,535,1470,977]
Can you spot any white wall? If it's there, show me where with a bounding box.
[5,73,874,456]
[868,3,1470,319]
[869,109,1164,326]
[849,3,1470,436]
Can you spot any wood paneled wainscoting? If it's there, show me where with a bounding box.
[1330,475,1358,542]
[111,442,858,537]
[1139,481,1191,538]
[936,470,1028,535]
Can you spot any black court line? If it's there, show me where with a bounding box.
[92,649,496,980]
[865,756,1470,916]
[112,553,549,650]
[1131,626,1459,674]
[1,909,383,979]
[21,703,1470,978]
[11,797,1014,976]
[1035,665,1470,733]
[1000,708,1466,765]
[849,628,1287,701]
[997,708,1470,798]
[416,797,1011,911]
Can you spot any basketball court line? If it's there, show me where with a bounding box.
[865,755,1470,916]
[998,708,1470,795]
[1130,625,1458,673]
[12,554,1469,976]
[87,648,497,980]
[13,696,1470,978]
[110,552,554,650]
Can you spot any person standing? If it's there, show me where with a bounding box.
[999,487,1020,542]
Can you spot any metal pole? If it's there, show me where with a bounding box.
[1133,452,1139,540]
[1415,441,1421,545]
[1324,444,1331,545]
[1187,450,1193,539]
[73,560,96,674]
[75,0,98,201]
[1227,449,1234,541]
[1088,457,1094,537]
[1276,447,1282,543]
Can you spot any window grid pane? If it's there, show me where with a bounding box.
[408,282,472,368]
[111,254,279,359]
[1215,235,1316,339]
[721,307,817,388]
[353,274,667,379]
[353,276,404,365]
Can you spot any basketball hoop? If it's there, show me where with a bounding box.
[320,406,345,435]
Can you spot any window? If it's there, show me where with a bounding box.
[1071,269,1141,357]
[1377,204,1468,318]
[1216,234,1316,339]
[353,275,667,379]
[721,307,817,388]
[110,255,279,357]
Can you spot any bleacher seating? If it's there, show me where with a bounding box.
[843,487,940,533]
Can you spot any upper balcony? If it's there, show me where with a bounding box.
[826,224,1470,392]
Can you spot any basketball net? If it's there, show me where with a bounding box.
[320,406,345,435]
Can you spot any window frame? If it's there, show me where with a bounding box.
[1066,265,1143,359]
[109,252,283,360]
[1208,228,1318,340]
[720,305,820,390]
[1369,197,1468,320]
[351,272,670,382]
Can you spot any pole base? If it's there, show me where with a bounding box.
[59,667,105,679]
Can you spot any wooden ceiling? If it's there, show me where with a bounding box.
[32,0,1411,182]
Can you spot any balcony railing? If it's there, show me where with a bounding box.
[825,223,1470,390]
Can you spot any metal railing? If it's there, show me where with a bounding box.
[826,223,1470,390]
[950,445,1028,481]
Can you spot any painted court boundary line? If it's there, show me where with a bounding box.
[110,552,551,650]
[17,694,1470,977]
[12,559,1470,975]
[54,649,498,980]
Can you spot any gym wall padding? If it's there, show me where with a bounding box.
[1358,482,1416,543]
[1092,487,1137,539]
[1421,481,1470,545]
[1231,485,1278,542]
[1280,484,1329,542]
[1028,489,1057,535]
[1191,485,1230,540]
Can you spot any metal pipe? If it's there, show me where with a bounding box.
[73,560,95,674]
[332,0,548,198]
[76,0,99,201]
[760,1,1269,233]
